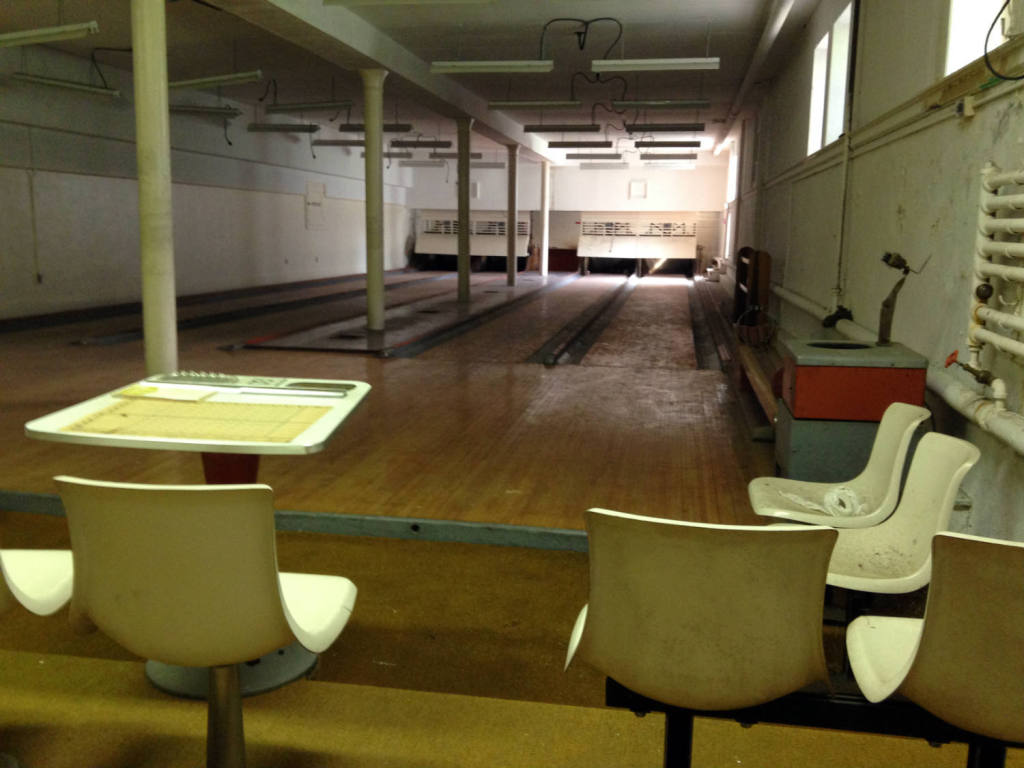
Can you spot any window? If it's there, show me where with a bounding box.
[945,0,1009,75]
[807,3,853,156]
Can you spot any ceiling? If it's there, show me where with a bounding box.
[3,0,822,166]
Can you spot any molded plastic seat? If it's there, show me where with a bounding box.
[0,548,73,616]
[749,402,930,527]
[566,508,837,710]
[847,532,1024,744]
[54,476,357,768]
[826,432,980,594]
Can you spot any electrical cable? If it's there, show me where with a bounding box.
[984,0,1024,80]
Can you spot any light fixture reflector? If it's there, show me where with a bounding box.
[170,104,242,117]
[362,151,414,159]
[264,100,353,114]
[391,139,453,148]
[593,57,719,73]
[580,162,630,170]
[170,70,263,90]
[248,122,320,133]
[430,60,554,74]
[489,99,582,109]
[337,123,414,133]
[0,21,99,48]
[11,72,119,98]
[400,159,447,168]
[430,152,483,159]
[639,153,698,160]
[471,161,506,169]
[549,141,612,149]
[524,123,600,133]
[566,153,622,160]
[626,122,705,133]
[312,139,366,147]
[634,140,701,148]
[611,98,711,109]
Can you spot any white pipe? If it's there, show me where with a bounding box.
[975,260,1024,282]
[978,218,1024,236]
[979,240,1024,259]
[928,366,1024,454]
[131,0,178,375]
[981,192,1024,212]
[984,169,1024,190]
[973,326,1024,359]
[977,305,1024,335]
[770,285,829,320]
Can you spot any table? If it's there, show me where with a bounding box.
[24,372,370,698]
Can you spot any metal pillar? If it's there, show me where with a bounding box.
[539,159,550,277]
[506,144,519,287]
[457,117,473,302]
[131,0,177,375]
[361,68,387,332]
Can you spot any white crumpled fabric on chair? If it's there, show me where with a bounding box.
[778,486,868,517]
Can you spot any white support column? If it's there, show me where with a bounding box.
[457,117,473,303]
[361,68,388,331]
[506,144,519,287]
[131,0,177,375]
[539,160,550,277]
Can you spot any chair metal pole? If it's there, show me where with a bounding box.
[966,738,1007,768]
[663,711,695,768]
[208,664,246,768]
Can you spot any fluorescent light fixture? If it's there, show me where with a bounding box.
[264,100,353,114]
[644,161,696,169]
[170,104,242,117]
[566,153,622,160]
[489,99,582,109]
[399,159,447,168]
[11,72,119,98]
[430,152,483,159]
[311,139,365,147]
[471,161,506,169]
[430,60,554,74]
[592,57,719,73]
[390,139,453,148]
[626,122,705,133]
[524,123,600,133]
[0,21,98,48]
[169,70,262,90]
[549,141,612,149]
[639,153,697,160]
[337,123,414,133]
[248,122,320,133]
[611,98,710,109]
[362,151,414,159]
[634,140,701,148]
[579,162,630,170]
[326,0,494,4]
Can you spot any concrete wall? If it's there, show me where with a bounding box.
[0,46,414,319]
[738,0,1024,539]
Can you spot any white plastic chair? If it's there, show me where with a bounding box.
[0,547,73,616]
[847,532,1024,746]
[54,476,357,768]
[749,402,930,527]
[826,432,980,594]
[565,508,837,711]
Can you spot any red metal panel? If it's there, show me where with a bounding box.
[784,364,926,421]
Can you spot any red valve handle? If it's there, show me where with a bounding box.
[945,350,959,368]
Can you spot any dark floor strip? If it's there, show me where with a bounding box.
[688,280,721,370]
[385,273,582,358]
[547,276,639,365]
[524,277,629,365]
[72,273,456,346]
[0,490,587,552]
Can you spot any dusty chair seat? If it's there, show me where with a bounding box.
[749,402,930,528]
[825,432,980,594]
[0,548,73,617]
[54,475,357,768]
[847,532,1024,755]
[566,509,837,712]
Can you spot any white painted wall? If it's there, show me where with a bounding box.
[552,165,727,212]
[739,0,1024,540]
[0,46,414,319]
[407,160,541,210]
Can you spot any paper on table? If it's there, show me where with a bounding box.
[115,385,214,402]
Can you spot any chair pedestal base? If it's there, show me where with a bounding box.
[145,642,317,699]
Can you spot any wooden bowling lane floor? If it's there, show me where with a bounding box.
[0,273,773,530]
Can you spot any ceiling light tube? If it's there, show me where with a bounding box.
[634,140,701,148]
[311,139,366,147]
[549,141,612,149]
[362,151,414,159]
[488,99,582,109]
[326,0,495,4]
[170,104,242,117]
[11,72,120,98]
[566,153,622,160]
[399,159,447,168]
[248,122,320,133]
[592,57,719,73]
[264,100,353,114]
[390,139,453,148]
[430,152,482,159]
[430,60,554,74]
[639,153,698,160]
[611,98,710,110]
[337,123,414,133]
[471,161,506,169]
[580,162,630,170]
[626,122,705,133]
[0,21,99,48]
[169,70,263,90]
[524,123,600,133]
